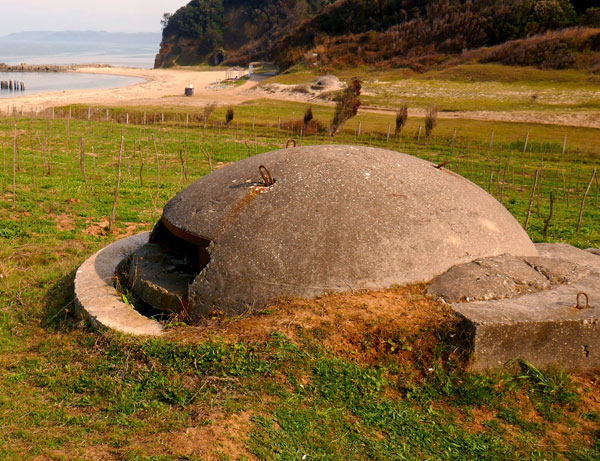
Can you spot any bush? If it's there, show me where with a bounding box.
[425,105,438,138]
[582,8,600,28]
[329,78,361,136]
[481,33,578,69]
[394,105,408,138]
[303,106,314,135]
[225,107,234,126]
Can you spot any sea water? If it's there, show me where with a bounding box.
[0,71,144,98]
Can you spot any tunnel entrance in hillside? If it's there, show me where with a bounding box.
[213,50,225,65]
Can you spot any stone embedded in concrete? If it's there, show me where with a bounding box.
[158,145,537,317]
[74,232,163,336]
[428,255,589,303]
[452,243,600,371]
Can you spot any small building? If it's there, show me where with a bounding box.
[225,66,246,80]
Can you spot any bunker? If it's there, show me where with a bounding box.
[128,145,536,318]
[74,144,600,371]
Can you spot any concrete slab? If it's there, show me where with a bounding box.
[452,244,600,371]
[74,232,163,336]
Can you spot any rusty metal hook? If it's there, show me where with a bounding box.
[435,160,452,169]
[286,139,297,149]
[259,165,275,187]
[576,292,590,309]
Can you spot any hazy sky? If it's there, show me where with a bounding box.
[0,0,189,35]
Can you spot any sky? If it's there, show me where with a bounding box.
[0,0,189,35]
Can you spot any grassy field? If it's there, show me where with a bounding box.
[0,104,599,459]
[266,63,600,112]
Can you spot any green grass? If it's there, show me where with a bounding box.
[0,109,598,458]
[262,63,600,112]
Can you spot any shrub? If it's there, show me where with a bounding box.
[425,105,438,138]
[329,78,361,136]
[582,8,600,28]
[225,107,234,126]
[303,106,314,135]
[394,104,408,138]
[481,33,578,69]
[203,102,217,123]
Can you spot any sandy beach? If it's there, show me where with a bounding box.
[0,66,251,111]
[0,66,598,129]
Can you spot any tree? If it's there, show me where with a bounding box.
[161,13,172,30]
[582,7,600,27]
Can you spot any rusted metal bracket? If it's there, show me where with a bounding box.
[434,160,452,169]
[286,139,297,149]
[259,165,275,187]
[576,292,590,309]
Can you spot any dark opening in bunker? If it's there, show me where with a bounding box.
[124,218,212,316]
[150,218,211,273]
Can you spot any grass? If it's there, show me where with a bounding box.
[262,63,600,112]
[0,106,599,458]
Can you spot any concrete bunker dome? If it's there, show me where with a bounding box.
[144,145,537,317]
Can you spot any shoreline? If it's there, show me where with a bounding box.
[0,66,597,129]
[0,63,114,72]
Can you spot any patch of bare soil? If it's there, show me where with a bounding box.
[82,218,109,236]
[46,445,118,461]
[168,284,458,366]
[54,213,76,231]
[122,411,255,460]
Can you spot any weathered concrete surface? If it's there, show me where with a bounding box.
[453,243,600,371]
[128,243,194,314]
[161,145,537,316]
[74,232,163,336]
[428,255,589,303]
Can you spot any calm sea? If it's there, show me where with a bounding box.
[0,37,158,68]
[0,72,144,98]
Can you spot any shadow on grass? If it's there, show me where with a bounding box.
[42,268,87,332]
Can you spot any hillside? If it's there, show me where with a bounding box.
[155,0,600,70]
[155,0,335,67]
